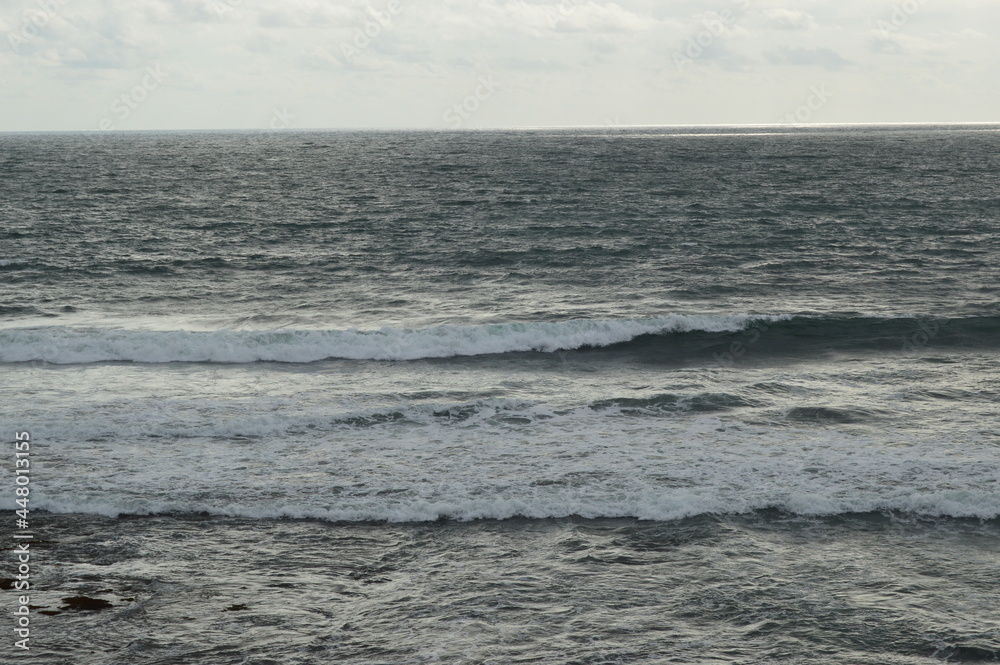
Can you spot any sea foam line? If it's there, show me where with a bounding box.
[25,490,1000,523]
[0,314,788,364]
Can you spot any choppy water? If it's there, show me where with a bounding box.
[1,125,999,664]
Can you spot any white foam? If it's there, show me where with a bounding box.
[0,314,788,364]
[26,488,1000,522]
[12,413,1000,522]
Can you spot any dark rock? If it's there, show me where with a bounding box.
[60,596,114,612]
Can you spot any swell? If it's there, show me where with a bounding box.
[0,314,784,364]
[0,314,996,364]
[27,492,1000,523]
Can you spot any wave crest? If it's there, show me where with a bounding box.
[0,314,786,364]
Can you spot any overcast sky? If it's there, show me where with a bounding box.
[1,0,997,131]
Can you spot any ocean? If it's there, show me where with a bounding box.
[1,125,998,664]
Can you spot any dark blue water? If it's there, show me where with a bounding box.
[1,126,998,664]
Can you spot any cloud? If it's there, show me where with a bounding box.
[868,31,954,56]
[763,8,816,31]
[546,2,657,33]
[297,45,344,71]
[1,0,998,129]
[764,46,850,69]
[255,1,354,30]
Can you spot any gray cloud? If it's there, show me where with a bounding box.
[764,46,851,69]
[763,8,816,31]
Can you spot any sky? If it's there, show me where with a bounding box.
[0,0,997,131]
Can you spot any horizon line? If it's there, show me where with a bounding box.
[2,121,999,135]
